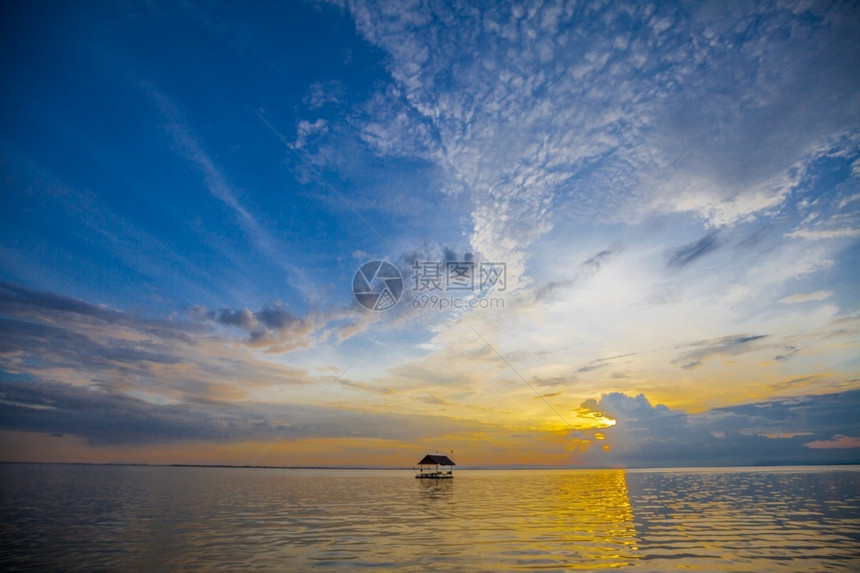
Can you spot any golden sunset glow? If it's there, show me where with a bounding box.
[1,0,858,471]
[2,2,859,572]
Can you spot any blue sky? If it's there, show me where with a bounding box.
[1,0,858,467]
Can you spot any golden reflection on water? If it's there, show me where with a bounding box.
[2,465,858,570]
[425,469,639,570]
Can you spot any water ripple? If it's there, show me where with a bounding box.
[0,465,857,571]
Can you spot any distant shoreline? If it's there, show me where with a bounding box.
[1,461,858,471]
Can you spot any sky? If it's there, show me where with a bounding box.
[1,0,858,468]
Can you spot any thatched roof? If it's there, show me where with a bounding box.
[417,454,455,466]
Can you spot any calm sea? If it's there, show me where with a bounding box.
[0,464,857,571]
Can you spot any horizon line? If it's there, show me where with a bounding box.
[2,460,858,471]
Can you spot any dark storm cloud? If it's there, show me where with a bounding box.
[578,390,860,467]
[666,233,720,268]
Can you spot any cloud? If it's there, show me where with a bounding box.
[645,2,860,226]
[145,85,310,287]
[0,378,483,446]
[673,334,768,370]
[805,435,860,450]
[294,118,329,150]
[0,380,252,445]
[304,80,344,109]
[208,304,317,351]
[0,282,194,342]
[786,228,860,241]
[339,0,860,266]
[151,89,262,240]
[838,193,860,210]
[534,247,618,301]
[779,291,832,304]
[773,345,799,362]
[0,318,183,368]
[666,232,720,268]
[576,353,637,374]
[767,374,833,393]
[212,308,257,330]
[577,390,860,467]
[344,1,663,284]
[0,283,315,407]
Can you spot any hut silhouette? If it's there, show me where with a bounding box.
[415,454,455,479]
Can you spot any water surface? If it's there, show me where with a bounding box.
[1,465,857,570]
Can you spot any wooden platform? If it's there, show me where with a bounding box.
[415,471,453,479]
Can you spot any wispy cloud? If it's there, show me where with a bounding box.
[0,283,314,405]
[150,89,260,237]
[144,86,306,279]
[779,291,832,304]
[576,353,637,374]
[0,378,484,446]
[0,282,452,448]
[666,233,720,268]
[786,228,860,240]
[805,435,860,450]
[534,247,618,301]
[304,80,344,109]
[673,334,769,370]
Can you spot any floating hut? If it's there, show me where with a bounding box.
[415,454,455,479]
